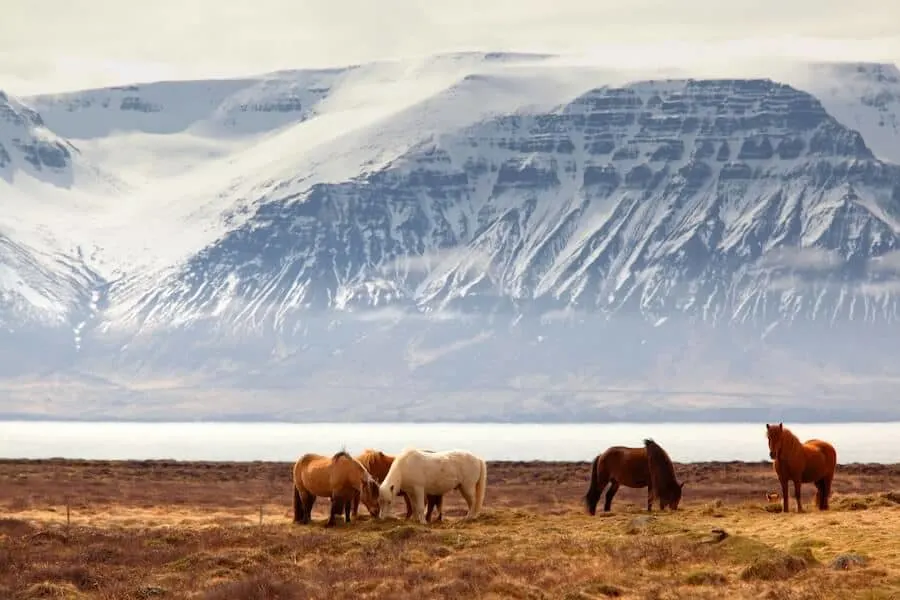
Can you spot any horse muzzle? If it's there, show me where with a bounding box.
[769,452,776,460]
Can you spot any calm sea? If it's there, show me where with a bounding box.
[1,421,898,463]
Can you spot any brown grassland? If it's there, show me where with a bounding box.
[1,458,900,599]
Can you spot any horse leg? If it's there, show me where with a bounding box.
[351,490,360,518]
[647,481,654,512]
[300,491,316,524]
[780,477,789,513]
[292,486,304,524]
[793,480,803,513]
[326,497,342,528]
[409,487,427,524]
[401,491,414,520]
[459,484,477,520]
[603,480,620,512]
[344,497,352,523]
[822,475,833,510]
[433,495,444,522]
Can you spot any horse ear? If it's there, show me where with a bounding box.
[777,422,783,431]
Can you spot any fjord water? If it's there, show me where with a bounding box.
[1,421,898,463]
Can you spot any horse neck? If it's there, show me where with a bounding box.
[356,454,374,472]
[779,429,801,457]
[647,447,677,481]
[348,457,372,482]
[382,461,401,489]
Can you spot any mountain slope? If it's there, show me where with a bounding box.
[791,62,900,165]
[3,56,900,421]
[104,77,900,336]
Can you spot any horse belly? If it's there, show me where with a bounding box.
[422,463,457,495]
[800,461,823,483]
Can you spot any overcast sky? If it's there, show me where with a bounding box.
[2,0,899,95]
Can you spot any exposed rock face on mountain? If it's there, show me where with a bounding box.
[111,78,900,333]
[0,91,76,179]
[3,57,900,421]
[795,62,900,165]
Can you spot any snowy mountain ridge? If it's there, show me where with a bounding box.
[2,53,900,421]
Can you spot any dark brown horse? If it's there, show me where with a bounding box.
[584,440,685,514]
[765,423,837,513]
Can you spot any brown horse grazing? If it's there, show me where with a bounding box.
[354,449,443,522]
[643,438,685,510]
[292,450,381,527]
[765,423,837,513]
[584,445,650,514]
[584,440,685,514]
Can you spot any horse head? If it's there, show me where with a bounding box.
[378,480,397,518]
[663,480,686,510]
[765,422,784,460]
[359,475,381,519]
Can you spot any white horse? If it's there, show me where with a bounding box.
[378,448,487,523]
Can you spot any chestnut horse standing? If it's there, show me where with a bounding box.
[292,450,381,527]
[354,449,443,522]
[584,440,685,514]
[765,423,837,513]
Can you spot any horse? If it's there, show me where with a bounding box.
[583,440,684,515]
[765,422,837,513]
[353,449,444,521]
[377,448,487,524]
[643,438,685,510]
[292,450,381,527]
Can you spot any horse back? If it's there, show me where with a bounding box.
[293,453,324,481]
[295,454,334,495]
[802,439,837,476]
[402,449,480,486]
[597,446,650,488]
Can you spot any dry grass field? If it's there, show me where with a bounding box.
[1,458,900,599]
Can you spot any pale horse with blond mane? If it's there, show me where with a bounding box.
[378,448,488,523]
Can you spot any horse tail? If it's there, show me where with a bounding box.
[584,454,603,515]
[473,458,488,516]
[292,483,304,522]
[291,456,308,523]
[826,442,838,474]
[821,442,837,510]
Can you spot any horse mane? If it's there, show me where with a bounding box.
[774,425,803,461]
[355,449,375,467]
[331,449,352,463]
[643,438,680,496]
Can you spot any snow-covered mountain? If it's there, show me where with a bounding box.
[2,53,900,422]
